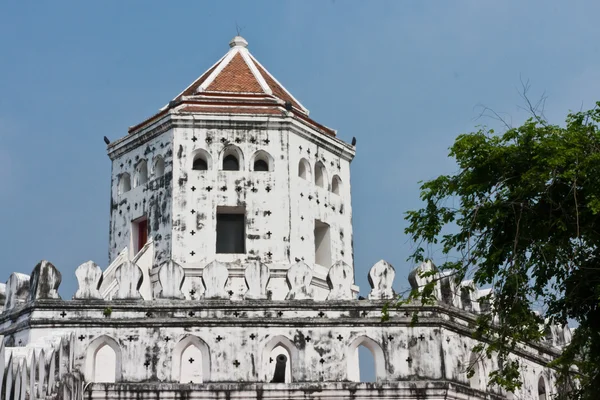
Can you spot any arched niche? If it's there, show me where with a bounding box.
[172,335,211,383]
[220,145,244,171]
[153,155,165,178]
[84,335,122,383]
[251,150,274,172]
[191,149,212,171]
[118,173,131,195]
[538,375,547,400]
[468,352,485,391]
[298,158,311,180]
[262,335,299,383]
[134,160,148,187]
[331,175,342,195]
[346,336,386,382]
[314,161,328,189]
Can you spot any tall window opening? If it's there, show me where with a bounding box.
[331,175,342,195]
[268,344,291,383]
[315,162,327,189]
[314,220,331,267]
[347,336,385,382]
[172,336,211,384]
[538,376,547,400]
[216,208,245,254]
[468,353,484,390]
[153,156,165,177]
[461,286,473,311]
[132,216,148,254]
[358,345,376,382]
[134,160,148,187]
[118,173,131,195]
[94,344,117,383]
[180,344,203,383]
[298,158,311,180]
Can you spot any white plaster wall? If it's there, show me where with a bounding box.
[108,130,174,269]
[287,130,354,289]
[168,117,354,300]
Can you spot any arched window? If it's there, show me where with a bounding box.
[251,150,274,172]
[314,161,328,189]
[538,376,547,400]
[347,336,385,382]
[85,335,122,383]
[262,336,298,383]
[223,155,239,171]
[134,160,148,187]
[468,352,485,390]
[172,336,211,383]
[118,173,131,195]
[153,156,165,178]
[331,175,342,195]
[268,344,291,383]
[298,158,311,180]
[221,145,244,171]
[192,149,211,171]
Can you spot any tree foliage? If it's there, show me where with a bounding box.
[402,102,600,399]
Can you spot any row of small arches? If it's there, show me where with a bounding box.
[117,149,344,196]
[118,156,165,195]
[85,334,383,384]
[298,158,342,195]
[190,147,273,172]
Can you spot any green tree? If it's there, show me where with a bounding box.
[402,101,600,399]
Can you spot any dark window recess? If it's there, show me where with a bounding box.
[254,159,269,172]
[193,158,208,171]
[216,214,245,253]
[134,218,148,253]
[223,155,240,171]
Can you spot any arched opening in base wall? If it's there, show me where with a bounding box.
[468,352,485,391]
[262,336,298,383]
[172,336,211,383]
[347,336,385,382]
[358,345,376,382]
[268,345,291,383]
[85,335,122,383]
[180,344,203,383]
[538,376,547,400]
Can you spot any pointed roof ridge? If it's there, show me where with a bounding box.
[170,36,308,114]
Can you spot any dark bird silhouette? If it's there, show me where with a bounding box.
[284,101,293,112]
[270,354,288,383]
[351,137,357,146]
[103,136,111,145]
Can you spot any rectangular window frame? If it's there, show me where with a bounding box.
[216,206,246,254]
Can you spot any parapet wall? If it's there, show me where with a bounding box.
[0,259,570,400]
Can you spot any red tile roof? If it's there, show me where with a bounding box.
[205,53,264,94]
[130,37,338,139]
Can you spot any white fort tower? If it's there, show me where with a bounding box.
[0,37,570,400]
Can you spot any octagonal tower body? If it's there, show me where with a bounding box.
[105,37,356,300]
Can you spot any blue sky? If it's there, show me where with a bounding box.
[1,0,600,300]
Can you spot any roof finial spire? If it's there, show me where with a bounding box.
[229,23,248,48]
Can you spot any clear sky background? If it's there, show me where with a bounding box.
[1,1,599,301]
